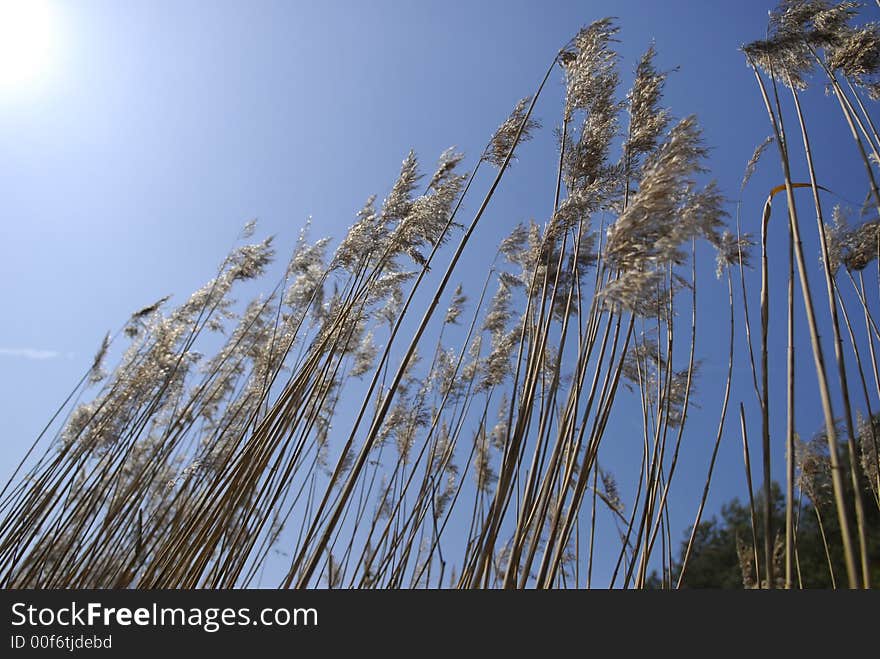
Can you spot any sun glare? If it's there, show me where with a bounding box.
[0,0,57,91]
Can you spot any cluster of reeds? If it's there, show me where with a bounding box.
[735,0,880,590]
[0,2,877,589]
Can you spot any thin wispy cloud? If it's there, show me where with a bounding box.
[0,347,59,360]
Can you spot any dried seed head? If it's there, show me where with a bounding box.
[605,117,712,270]
[130,295,171,322]
[599,467,623,513]
[561,18,620,117]
[599,268,668,317]
[741,136,775,192]
[489,393,509,450]
[822,205,880,273]
[240,218,258,239]
[228,236,275,282]
[382,150,421,222]
[499,223,530,263]
[473,429,497,493]
[823,204,849,274]
[743,34,813,90]
[736,534,758,589]
[745,1,861,89]
[626,44,672,162]
[856,412,880,501]
[795,434,832,506]
[485,97,541,169]
[827,22,880,79]
[715,230,755,277]
[444,284,468,325]
[430,347,461,400]
[480,327,519,391]
[844,220,880,271]
[428,147,466,191]
[334,196,383,272]
[559,18,622,192]
[89,332,112,384]
[285,231,330,317]
[482,279,513,339]
[390,169,466,261]
[351,331,378,378]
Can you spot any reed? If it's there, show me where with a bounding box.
[1,3,879,589]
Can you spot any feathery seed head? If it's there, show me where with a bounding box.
[89,332,112,384]
[333,196,384,272]
[626,44,672,161]
[605,117,712,271]
[823,205,880,273]
[229,237,276,282]
[382,150,421,222]
[561,18,620,118]
[444,284,468,325]
[795,434,832,506]
[844,220,880,271]
[486,97,541,168]
[599,467,624,513]
[473,429,497,493]
[428,147,466,191]
[240,218,258,239]
[715,230,755,277]
[351,331,378,379]
[827,22,880,79]
[741,136,775,192]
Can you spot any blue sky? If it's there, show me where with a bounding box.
[1,0,878,584]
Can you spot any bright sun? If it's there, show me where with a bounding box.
[0,0,56,90]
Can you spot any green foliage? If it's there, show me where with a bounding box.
[658,478,880,588]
